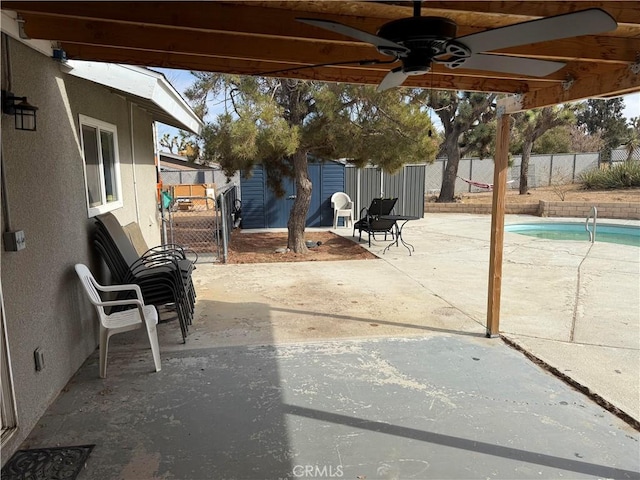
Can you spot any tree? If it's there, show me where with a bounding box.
[566,124,605,153]
[576,98,628,166]
[159,132,200,161]
[529,126,572,154]
[625,117,640,161]
[184,74,438,253]
[512,106,575,194]
[415,91,497,202]
[159,133,182,154]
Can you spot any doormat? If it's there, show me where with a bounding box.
[1,444,94,480]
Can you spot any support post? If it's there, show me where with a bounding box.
[486,113,511,337]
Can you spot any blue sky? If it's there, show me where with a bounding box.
[154,67,640,142]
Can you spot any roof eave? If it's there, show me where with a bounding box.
[64,60,203,134]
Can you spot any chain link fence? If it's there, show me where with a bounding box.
[160,168,228,188]
[161,188,221,263]
[159,184,241,263]
[611,145,640,163]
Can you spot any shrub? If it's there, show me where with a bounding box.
[579,160,640,189]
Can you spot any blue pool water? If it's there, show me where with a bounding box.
[505,222,640,247]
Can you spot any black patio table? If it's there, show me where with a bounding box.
[380,215,420,255]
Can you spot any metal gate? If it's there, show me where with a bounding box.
[160,185,241,263]
[161,189,221,263]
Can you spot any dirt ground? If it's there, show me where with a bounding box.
[227,230,378,264]
[228,186,638,264]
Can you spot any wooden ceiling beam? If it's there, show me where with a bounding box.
[19,14,388,65]
[3,2,386,42]
[57,27,606,84]
[8,1,633,33]
[245,1,640,28]
[60,43,538,94]
[501,64,640,112]
[7,1,638,35]
[9,3,638,63]
[18,11,637,71]
[424,2,640,26]
[3,1,636,103]
[498,36,639,64]
[62,37,620,91]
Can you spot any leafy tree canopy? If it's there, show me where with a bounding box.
[510,105,577,194]
[510,105,576,154]
[184,74,438,191]
[182,73,438,252]
[530,127,572,154]
[576,98,629,161]
[411,90,497,201]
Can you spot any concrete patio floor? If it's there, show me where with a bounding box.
[15,213,640,479]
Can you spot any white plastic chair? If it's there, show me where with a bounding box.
[331,192,354,229]
[74,264,161,378]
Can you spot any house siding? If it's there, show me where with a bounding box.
[1,37,160,460]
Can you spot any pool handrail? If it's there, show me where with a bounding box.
[585,206,597,243]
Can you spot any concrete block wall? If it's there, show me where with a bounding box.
[539,201,640,220]
[424,203,539,215]
[424,200,640,220]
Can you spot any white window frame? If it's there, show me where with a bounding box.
[1,286,18,446]
[79,114,123,217]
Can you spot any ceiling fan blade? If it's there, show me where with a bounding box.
[377,67,408,92]
[453,54,565,77]
[456,9,617,54]
[297,18,409,55]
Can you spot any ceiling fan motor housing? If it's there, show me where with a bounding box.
[376,16,457,55]
[377,16,458,74]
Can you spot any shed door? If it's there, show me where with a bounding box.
[264,164,323,228]
[266,176,296,228]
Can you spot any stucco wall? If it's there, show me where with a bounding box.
[1,37,160,460]
[61,74,161,248]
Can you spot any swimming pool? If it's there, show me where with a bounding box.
[505,222,640,247]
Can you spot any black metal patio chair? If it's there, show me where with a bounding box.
[353,198,398,247]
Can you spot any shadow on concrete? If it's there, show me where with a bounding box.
[17,325,640,479]
[283,404,639,479]
[271,306,486,338]
[22,301,296,480]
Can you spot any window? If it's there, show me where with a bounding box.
[79,115,122,217]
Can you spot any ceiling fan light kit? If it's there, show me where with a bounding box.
[297,2,618,92]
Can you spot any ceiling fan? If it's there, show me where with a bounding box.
[297,2,617,91]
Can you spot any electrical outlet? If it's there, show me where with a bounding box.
[3,230,26,251]
[34,348,44,371]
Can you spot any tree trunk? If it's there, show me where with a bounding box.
[600,147,612,169]
[287,150,311,253]
[437,138,461,203]
[519,141,533,194]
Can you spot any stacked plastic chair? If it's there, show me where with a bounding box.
[75,263,162,377]
[93,213,196,343]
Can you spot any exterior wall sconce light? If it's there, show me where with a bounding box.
[2,90,38,131]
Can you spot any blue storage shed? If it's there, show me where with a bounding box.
[240,160,346,229]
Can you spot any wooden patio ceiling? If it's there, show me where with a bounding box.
[3,1,639,112]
